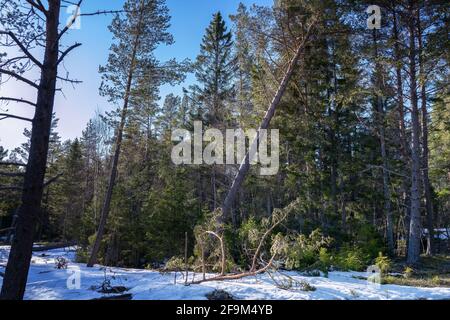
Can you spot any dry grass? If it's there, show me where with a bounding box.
[382,255,450,288]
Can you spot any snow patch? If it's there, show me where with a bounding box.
[1,246,450,300]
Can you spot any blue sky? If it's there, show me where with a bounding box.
[0,0,273,151]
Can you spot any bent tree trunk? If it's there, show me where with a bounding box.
[0,1,61,300]
[221,24,315,219]
[87,6,144,267]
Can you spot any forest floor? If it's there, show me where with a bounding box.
[1,245,450,300]
[382,255,450,288]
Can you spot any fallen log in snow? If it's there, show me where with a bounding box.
[32,242,76,252]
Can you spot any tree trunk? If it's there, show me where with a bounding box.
[393,9,408,158]
[393,8,410,255]
[372,29,394,255]
[0,0,61,300]
[221,30,313,219]
[417,10,434,256]
[87,7,144,267]
[406,1,422,265]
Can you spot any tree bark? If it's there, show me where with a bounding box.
[406,1,422,265]
[0,0,61,300]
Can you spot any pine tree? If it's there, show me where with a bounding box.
[87,0,182,267]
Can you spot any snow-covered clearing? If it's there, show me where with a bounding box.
[1,246,449,300]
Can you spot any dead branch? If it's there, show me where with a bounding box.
[191,252,276,284]
[57,0,83,42]
[205,231,226,275]
[24,0,47,14]
[57,43,82,66]
[191,199,296,285]
[56,75,82,84]
[250,212,287,272]
[0,113,33,122]
[0,31,43,68]
[0,69,39,89]
[0,97,36,107]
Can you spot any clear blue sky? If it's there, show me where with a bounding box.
[0,0,273,151]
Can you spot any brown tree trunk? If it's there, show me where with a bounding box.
[0,0,61,300]
[407,1,422,265]
[87,6,144,267]
[221,26,315,219]
[372,29,394,255]
[417,10,434,256]
[392,8,410,255]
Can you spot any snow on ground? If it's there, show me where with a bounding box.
[1,246,450,300]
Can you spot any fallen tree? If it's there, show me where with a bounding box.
[191,198,300,285]
[32,242,76,252]
[221,16,317,220]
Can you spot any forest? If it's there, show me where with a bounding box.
[0,0,449,301]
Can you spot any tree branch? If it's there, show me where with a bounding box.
[0,97,36,107]
[57,43,82,66]
[57,0,84,42]
[0,69,39,89]
[24,0,47,14]
[0,31,43,68]
[0,113,33,122]
[205,231,226,275]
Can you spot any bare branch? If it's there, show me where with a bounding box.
[79,10,124,17]
[0,69,39,89]
[0,113,33,122]
[57,0,84,42]
[24,0,47,14]
[57,42,82,66]
[0,31,43,68]
[205,231,226,275]
[56,75,82,84]
[0,97,36,107]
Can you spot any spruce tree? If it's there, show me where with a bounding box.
[192,12,237,126]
